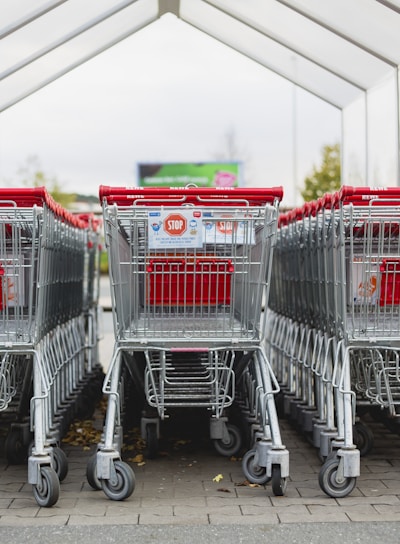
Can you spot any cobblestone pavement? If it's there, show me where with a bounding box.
[1,297,400,531]
[1,412,400,528]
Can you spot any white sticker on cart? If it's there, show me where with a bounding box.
[203,215,255,245]
[0,258,24,309]
[148,209,203,249]
[351,257,379,305]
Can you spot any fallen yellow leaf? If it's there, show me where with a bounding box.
[131,454,144,463]
[213,473,224,482]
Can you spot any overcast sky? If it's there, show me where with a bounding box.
[0,13,340,207]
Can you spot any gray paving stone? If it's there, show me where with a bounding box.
[174,504,241,517]
[0,483,26,494]
[356,480,391,495]
[138,513,208,524]
[209,512,279,525]
[206,496,271,507]
[8,498,39,510]
[336,494,400,506]
[139,485,175,498]
[174,484,210,498]
[278,509,349,524]
[344,504,385,522]
[139,472,174,483]
[140,495,207,507]
[374,503,400,514]
[380,478,400,489]
[36,498,106,517]
[240,504,277,516]
[58,502,108,516]
[270,496,332,506]
[293,486,328,499]
[0,508,38,518]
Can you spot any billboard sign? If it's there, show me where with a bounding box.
[138,162,241,188]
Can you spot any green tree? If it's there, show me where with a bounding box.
[301,143,341,202]
[17,155,76,209]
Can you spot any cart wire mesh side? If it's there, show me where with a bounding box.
[0,188,102,507]
[267,185,400,498]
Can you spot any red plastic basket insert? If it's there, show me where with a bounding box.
[379,258,400,306]
[146,257,234,306]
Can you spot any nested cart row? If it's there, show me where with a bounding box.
[267,186,400,497]
[10,182,399,505]
[87,185,289,501]
[0,188,103,507]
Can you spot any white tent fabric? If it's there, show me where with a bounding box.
[1,0,399,186]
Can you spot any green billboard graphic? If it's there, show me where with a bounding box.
[138,162,241,188]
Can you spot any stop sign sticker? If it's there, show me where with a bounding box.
[148,209,202,248]
[164,213,187,236]
[216,220,234,235]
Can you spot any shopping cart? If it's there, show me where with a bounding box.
[267,186,400,498]
[90,184,289,501]
[0,188,102,507]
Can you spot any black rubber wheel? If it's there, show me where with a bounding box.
[318,456,357,498]
[5,430,28,465]
[242,449,271,485]
[275,391,285,418]
[144,423,159,459]
[213,424,242,457]
[353,421,374,457]
[86,454,102,490]
[53,446,68,482]
[101,460,136,501]
[32,466,60,507]
[271,464,287,496]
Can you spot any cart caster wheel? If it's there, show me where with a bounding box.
[101,460,135,501]
[86,454,102,490]
[271,464,287,496]
[5,430,28,464]
[353,421,374,457]
[53,447,68,482]
[144,423,159,459]
[319,456,357,498]
[32,466,60,507]
[213,424,242,457]
[242,449,271,485]
[275,391,285,418]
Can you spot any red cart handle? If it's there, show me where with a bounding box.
[0,187,87,229]
[99,185,283,207]
[332,185,400,207]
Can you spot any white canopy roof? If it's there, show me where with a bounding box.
[1,0,400,112]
